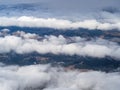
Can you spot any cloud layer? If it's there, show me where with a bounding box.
[0,16,120,30]
[0,64,120,90]
[0,1,119,90]
[0,31,119,59]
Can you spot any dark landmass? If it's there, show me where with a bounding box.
[0,52,120,72]
[0,26,120,43]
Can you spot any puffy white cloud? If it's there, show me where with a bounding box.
[0,31,119,59]
[0,64,120,90]
[0,16,120,30]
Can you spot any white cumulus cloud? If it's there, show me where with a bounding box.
[0,16,120,30]
[0,64,120,90]
[0,31,119,59]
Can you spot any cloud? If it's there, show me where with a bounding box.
[0,16,120,30]
[0,64,120,90]
[0,31,119,59]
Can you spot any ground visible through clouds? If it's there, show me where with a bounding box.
[0,0,120,90]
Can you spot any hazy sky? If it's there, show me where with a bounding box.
[0,0,119,11]
[0,0,119,19]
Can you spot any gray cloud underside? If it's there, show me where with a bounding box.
[0,64,120,90]
[0,30,119,59]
